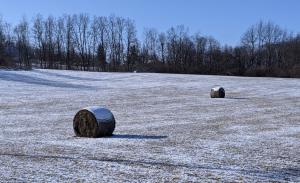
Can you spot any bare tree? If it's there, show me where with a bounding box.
[108,15,124,71]
[0,17,5,57]
[194,33,207,71]
[65,15,74,70]
[14,17,31,69]
[55,17,65,69]
[116,17,125,67]
[90,16,99,71]
[33,14,45,68]
[44,16,55,68]
[143,28,158,61]
[125,19,137,71]
[158,32,166,64]
[73,14,90,70]
[241,25,257,67]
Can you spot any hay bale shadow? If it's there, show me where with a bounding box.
[109,134,168,140]
[226,97,249,100]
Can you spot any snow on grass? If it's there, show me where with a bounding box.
[0,69,299,182]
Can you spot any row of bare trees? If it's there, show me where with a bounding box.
[0,14,299,77]
[240,21,299,76]
[141,26,224,74]
[30,14,138,71]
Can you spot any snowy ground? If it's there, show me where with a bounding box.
[0,69,299,182]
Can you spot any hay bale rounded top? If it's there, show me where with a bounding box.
[210,86,225,98]
[73,107,116,138]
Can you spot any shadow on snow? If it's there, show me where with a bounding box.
[109,134,168,140]
[32,69,104,82]
[0,71,94,89]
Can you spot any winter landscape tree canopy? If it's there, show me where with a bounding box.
[0,14,299,77]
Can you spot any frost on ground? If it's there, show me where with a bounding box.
[0,69,299,182]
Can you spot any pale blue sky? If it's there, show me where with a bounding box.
[0,0,299,46]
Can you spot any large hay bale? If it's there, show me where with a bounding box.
[73,107,116,138]
[210,87,225,98]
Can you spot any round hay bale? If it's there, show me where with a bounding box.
[210,87,225,98]
[73,107,115,138]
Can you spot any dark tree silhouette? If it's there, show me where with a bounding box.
[0,14,299,77]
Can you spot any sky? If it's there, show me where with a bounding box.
[0,0,299,46]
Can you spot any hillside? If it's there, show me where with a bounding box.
[0,69,299,182]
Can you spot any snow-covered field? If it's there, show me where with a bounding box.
[0,69,299,182]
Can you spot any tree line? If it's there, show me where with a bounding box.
[0,14,299,77]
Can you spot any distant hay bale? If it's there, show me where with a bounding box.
[73,107,116,138]
[210,87,225,98]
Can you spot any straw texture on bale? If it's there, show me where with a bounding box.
[210,87,225,98]
[73,107,115,138]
